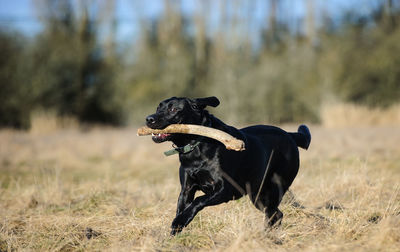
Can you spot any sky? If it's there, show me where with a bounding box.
[0,0,379,41]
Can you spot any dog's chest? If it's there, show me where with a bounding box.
[181,154,219,192]
[186,167,217,193]
[179,145,221,193]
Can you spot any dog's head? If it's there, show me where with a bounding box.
[146,96,220,143]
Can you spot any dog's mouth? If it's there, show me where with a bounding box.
[151,133,172,143]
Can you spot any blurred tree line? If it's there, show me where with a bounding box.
[1,0,400,129]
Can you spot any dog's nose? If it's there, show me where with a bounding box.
[146,115,155,125]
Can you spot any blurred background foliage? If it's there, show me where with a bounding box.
[0,0,400,129]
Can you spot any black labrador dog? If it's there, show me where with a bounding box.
[145,96,311,235]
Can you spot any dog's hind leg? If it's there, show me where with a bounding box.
[252,173,287,228]
[253,193,284,228]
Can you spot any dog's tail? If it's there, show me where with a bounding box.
[289,125,311,150]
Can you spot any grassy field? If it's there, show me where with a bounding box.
[1,123,399,251]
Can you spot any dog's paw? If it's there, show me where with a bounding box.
[171,213,190,235]
[265,209,283,229]
[170,220,184,235]
[170,226,183,236]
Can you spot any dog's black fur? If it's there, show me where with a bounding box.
[146,96,311,235]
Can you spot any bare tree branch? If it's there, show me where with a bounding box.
[137,124,245,151]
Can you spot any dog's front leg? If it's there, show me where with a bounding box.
[171,181,226,235]
[176,172,197,216]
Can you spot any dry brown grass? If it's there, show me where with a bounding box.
[321,103,400,127]
[1,122,399,251]
[29,111,80,135]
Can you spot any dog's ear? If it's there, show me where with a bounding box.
[191,96,220,110]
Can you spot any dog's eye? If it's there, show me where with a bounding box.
[192,104,198,110]
[169,107,177,113]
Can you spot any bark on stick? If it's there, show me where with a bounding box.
[137,124,245,151]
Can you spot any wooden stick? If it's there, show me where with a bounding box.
[137,124,245,151]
